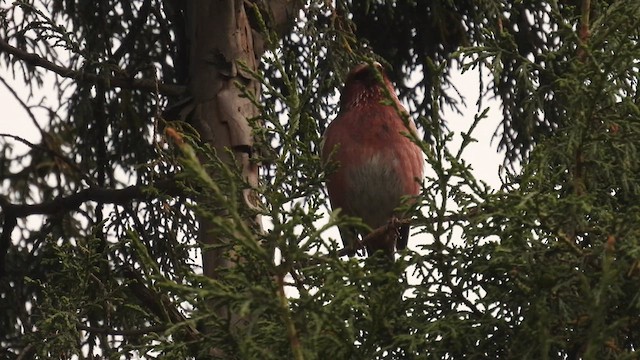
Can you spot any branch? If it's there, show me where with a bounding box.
[0,179,182,276]
[0,133,90,184]
[276,273,304,360]
[0,77,44,135]
[336,209,480,257]
[579,0,591,41]
[0,37,185,96]
[122,268,200,341]
[577,0,591,61]
[77,324,167,336]
[243,0,302,37]
[357,211,486,318]
[0,179,182,218]
[16,344,35,360]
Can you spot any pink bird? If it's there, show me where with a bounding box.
[321,62,424,259]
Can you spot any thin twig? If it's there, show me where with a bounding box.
[77,324,167,336]
[0,76,44,136]
[121,267,199,340]
[558,230,585,256]
[276,272,304,360]
[0,132,89,183]
[16,343,34,360]
[335,209,480,257]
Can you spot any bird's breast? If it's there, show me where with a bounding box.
[323,104,424,229]
[344,151,410,228]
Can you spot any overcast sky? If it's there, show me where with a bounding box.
[0,65,504,179]
[0,62,505,266]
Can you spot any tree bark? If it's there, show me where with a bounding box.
[185,0,300,275]
[182,2,299,356]
[187,0,261,279]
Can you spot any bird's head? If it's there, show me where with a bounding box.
[339,62,398,111]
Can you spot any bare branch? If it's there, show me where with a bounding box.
[0,77,44,136]
[0,37,185,96]
[0,179,181,218]
[0,179,182,276]
[16,343,35,360]
[121,268,200,341]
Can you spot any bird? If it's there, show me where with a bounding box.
[321,62,424,259]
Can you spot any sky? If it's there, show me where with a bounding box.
[0,52,510,339]
[0,64,505,184]
[0,58,506,264]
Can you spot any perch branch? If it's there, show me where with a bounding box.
[336,209,480,257]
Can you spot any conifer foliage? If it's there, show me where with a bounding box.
[1,1,639,358]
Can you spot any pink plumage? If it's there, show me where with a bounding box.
[322,63,424,258]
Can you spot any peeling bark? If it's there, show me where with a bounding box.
[184,0,300,276]
[187,0,261,280]
[180,3,299,354]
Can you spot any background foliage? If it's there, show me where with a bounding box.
[1,0,640,359]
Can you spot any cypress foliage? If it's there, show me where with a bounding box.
[1,1,639,358]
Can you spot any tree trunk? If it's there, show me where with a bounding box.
[187,0,261,280]
[186,1,261,356]
[183,2,298,356]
